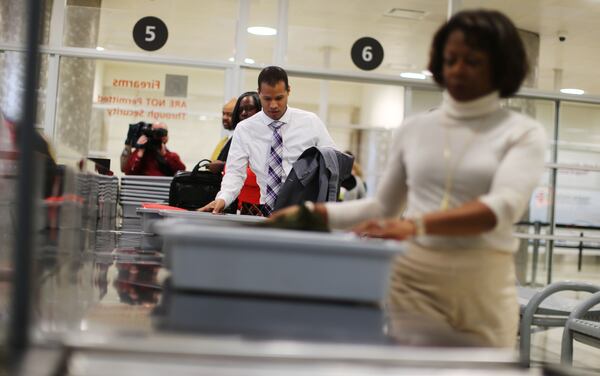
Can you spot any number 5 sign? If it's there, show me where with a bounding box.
[351,37,384,71]
[133,17,168,51]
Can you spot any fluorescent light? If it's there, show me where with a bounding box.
[400,72,426,80]
[421,70,433,77]
[247,26,277,36]
[95,46,105,51]
[560,88,584,95]
[229,57,254,63]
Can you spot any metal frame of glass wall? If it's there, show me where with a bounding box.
[1,0,600,285]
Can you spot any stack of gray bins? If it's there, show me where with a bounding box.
[97,175,119,229]
[77,172,98,232]
[153,217,405,343]
[119,176,172,233]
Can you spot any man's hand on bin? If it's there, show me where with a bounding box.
[199,199,226,214]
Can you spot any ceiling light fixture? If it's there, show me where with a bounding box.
[421,70,433,77]
[400,72,426,80]
[228,57,235,62]
[96,46,105,51]
[244,58,255,64]
[247,26,277,36]
[560,88,584,95]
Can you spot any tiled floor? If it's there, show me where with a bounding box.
[524,251,600,372]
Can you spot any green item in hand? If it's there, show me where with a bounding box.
[259,203,329,232]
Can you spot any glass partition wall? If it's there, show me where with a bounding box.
[2,0,600,362]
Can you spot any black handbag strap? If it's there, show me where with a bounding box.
[191,159,213,175]
[154,151,175,176]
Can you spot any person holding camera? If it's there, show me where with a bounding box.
[122,122,185,176]
[120,120,152,172]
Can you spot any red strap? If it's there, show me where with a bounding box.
[141,203,186,211]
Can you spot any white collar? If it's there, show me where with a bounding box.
[441,90,501,119]
[260,107,290,125]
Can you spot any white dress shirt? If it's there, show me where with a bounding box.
[326,91,547,253]
[216,107,336,206]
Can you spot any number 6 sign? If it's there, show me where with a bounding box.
[351,37,384,71]
[133,17,168,51]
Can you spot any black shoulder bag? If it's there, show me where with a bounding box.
[168,159,222,210]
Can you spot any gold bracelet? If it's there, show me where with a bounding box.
[411,215,426,237]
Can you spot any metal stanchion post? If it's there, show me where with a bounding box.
[578,232,584,272]
[8,0,42,366]
[531,221,541,285]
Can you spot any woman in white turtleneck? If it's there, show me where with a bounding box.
[275,10,546,347]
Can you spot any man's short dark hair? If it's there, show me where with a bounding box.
[428,9,528,98]
[257,66,289,91]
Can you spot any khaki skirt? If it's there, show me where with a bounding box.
[386,242,519,347]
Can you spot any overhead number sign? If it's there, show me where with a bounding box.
[351,37,384,71]
[133,16,168,51]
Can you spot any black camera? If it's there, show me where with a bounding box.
[143,126,168,140]
[125,121,151,147]
[125,121,168,149]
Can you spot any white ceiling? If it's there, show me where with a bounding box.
[464,0,600,93]
[89,0,600,95]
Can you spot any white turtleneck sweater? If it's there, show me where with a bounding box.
[326,91,547,253]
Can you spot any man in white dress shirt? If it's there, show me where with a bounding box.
[200,66,336,214]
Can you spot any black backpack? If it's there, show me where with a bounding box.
[168,159,222,210]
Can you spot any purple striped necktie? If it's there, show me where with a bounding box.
[264,120,285,215]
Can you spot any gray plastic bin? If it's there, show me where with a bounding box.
[158,210,266,226]
[137,207,164,233]
[139,209,266,235]
[121,201,142,218]
[156,290,385,343]
[155,222,404,304]
[121,175,173,183]
[121,183,170,192]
